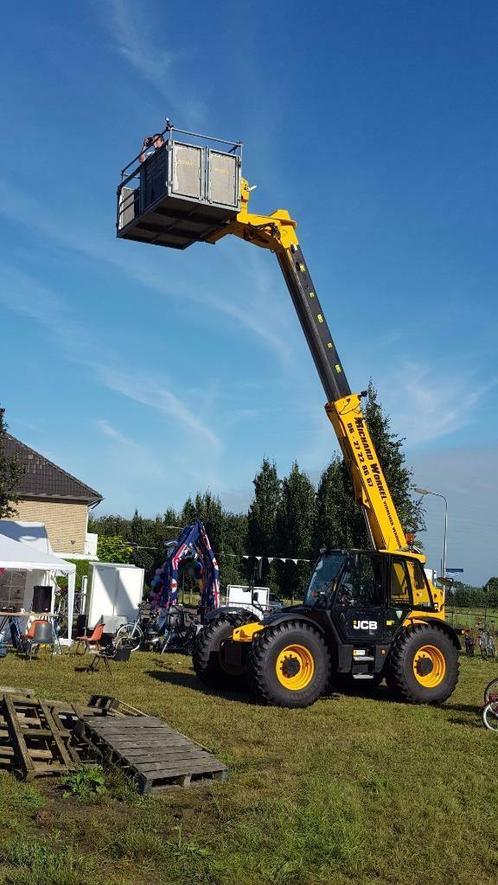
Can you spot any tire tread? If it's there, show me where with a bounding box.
[387,622,459,704]
[249,620,331,708]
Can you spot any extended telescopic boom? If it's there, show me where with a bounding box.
[207,180,410,554]
[116,127,414,558]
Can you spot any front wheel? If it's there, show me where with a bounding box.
[483,702,498,732]
[248,620,331,708]
[386,623,459,704]
[115,623,143,652]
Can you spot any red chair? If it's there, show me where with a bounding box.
[72,623,105,655]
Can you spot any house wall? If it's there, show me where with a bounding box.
[14,499,88,555]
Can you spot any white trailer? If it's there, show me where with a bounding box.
[86,562,144,631]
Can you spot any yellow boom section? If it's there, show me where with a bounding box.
[326,395,406,552]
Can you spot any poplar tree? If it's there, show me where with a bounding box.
[247,458,281,584]
[275,462,316,599]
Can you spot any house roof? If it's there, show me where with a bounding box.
[3,435,103,505]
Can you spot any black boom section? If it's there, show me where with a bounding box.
[277,245,351,402]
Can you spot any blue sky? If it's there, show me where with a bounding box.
[1,1,497,584]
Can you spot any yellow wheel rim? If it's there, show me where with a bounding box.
[276,644,315,691]
[413,644,447,688]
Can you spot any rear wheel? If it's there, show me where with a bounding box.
[248,620,330,708]
[386,623,459,704]
[484,679,498,705]
[193,614,252,690]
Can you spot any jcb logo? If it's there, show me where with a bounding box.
[353,620,377,631]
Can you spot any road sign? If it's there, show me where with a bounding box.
[446,568,464,574]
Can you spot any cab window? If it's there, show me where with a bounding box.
[390,559,411,606]
[390,558,433,610]
[335,553,384,608]
[407,560,433,609]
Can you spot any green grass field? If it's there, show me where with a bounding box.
[0,650,495,885]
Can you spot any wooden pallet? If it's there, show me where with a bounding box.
[1,694,80,780]
[0,692,117,777]
[82,715,228,793]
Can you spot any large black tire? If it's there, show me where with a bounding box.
[248,620,331,708]
[192,614,251,690]
[386,623,459,704]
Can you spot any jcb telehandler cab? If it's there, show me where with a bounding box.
[117,123,460,707]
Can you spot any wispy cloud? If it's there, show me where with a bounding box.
[98,367,220,449]
[95,418,167,480]
[108,0,174,83]
[101,0,205,127]
[383,361,495,446]
[0,179,291,362]
[0,263,220,449]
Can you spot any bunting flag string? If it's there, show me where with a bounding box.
[237,554,311,564]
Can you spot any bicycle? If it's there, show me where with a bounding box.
[114,603,149,652]
[160,605,199,655]
[483,701,498,732]
[484,678,498,705]
[481,678,498,732]
[477,628,496,660]
[114,604,176,652]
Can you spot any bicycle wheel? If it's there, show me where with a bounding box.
[483,702,498,732]
[115,623,143,652]
[484,679,498,705]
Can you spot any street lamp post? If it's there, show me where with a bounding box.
[415,487,448,580]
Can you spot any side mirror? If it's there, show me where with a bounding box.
[253,591,259,602]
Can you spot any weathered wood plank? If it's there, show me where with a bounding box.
[118,751,218,765]
[90,715,165,725]
[3,694,35,775]
[133,760,226,775]
[89,733,180,745]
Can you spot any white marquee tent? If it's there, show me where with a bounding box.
[0,531,76,642]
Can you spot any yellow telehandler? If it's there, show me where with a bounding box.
[117,123,459,707]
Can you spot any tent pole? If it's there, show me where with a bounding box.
[66,571,75,642]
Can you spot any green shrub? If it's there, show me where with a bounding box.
[60,767,107,802]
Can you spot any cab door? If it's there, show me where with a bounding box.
[387,557,415,633]
[331,552,391,643]
[389,556,435,619]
